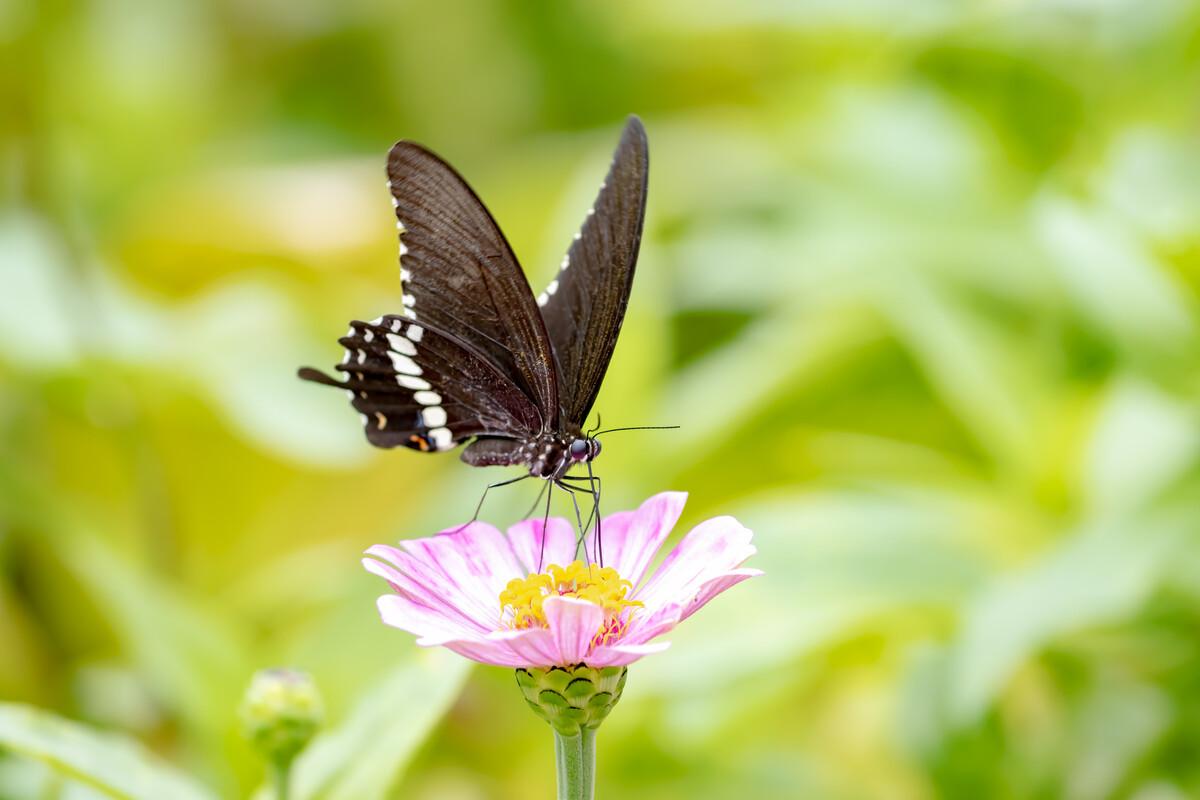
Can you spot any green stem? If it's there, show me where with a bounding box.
[273,759,291,800]
[553,728,597,800]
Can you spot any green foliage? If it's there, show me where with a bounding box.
[4,0,1200,797]
[0,703,214,800]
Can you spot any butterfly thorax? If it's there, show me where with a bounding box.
[523,430,601,480]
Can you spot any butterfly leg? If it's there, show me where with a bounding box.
[587,459,602,566]
[560,472,602,565]
[521,479,551,520]
[537,480,553,572]
[554,479,591,565]
[456,473,530,532]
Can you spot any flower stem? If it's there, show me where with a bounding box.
[553,728,596,800]
[273,760,291,800]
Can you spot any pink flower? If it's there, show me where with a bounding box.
[362,492,761,668]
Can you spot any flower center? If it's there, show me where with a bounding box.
[499,561,642,647]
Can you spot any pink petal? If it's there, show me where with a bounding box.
[634,515,757,612]
[486,627,562,667]
[442,639,530,667]
[681,568,762,623]
[586,491,687,587]
[506,517,579,574]
[543,596,605,665]
[397,522,523,623]
[587,641,671,667]
[363,554,493,634]
[619,602,685,645]
[364,542,502,630]
[377,594,490,646]
[621,568,762,645]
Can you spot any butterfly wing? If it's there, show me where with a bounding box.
[386,141,559,428]
[536,116,649,427]
[299,315,542,452]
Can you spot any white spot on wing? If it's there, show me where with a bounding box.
[406,325,424,342]
[363,330,374,343]
[388,352,422,375]
[429,427,452,450]
[546,279,559,295]
[414,390,442,405]
[422,406,447,427]
[537,292,548,307]
[386,333,416,356]
[398,374,431,390]
[391,319,403,333]
[400,268,411,282]
[374,412,387,429]
[402,295,416,308]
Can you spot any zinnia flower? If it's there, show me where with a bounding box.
[362,492,760,669]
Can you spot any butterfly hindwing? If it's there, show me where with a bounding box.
[299,315,542,452]
[386,142,560,427]
[537,116,649,426]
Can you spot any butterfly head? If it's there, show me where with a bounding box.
[569,436,601,463]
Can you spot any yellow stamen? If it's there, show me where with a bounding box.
[499,561,642,646]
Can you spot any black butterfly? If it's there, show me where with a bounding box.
[299,116,648,504]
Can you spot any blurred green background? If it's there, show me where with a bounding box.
[4,0,1200,797]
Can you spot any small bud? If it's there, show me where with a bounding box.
[516,665,627,736]
[240,668,323,766]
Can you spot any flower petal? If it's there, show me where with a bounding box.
[377,594,489,646]
[681,568,762,623]
[397,522,523,624]
[506,517,579,574]
[634,515,757,612]
[486,627,562,667]
[622,568,762,645]
[586,491,687,588]
[587,641,671,667]
[363,552,492,634]
[543,595,605,665]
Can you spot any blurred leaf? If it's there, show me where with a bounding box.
[1082,378,1199,520]
[1035,193,1198,364]
[882,275,1036,471]
[0,703,215,800]
[62,535,250,749]
[283,651,471,800]
[947,505,1194,722]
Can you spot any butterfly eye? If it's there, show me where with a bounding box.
[569,439,589,460]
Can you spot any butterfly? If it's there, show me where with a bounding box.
[299,116,649,510]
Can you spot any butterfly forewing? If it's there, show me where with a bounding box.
[302,118,650,476]
[536,116,649,426]
[299,315,542,452]
[386,142,559,427]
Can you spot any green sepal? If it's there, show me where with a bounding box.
[515,665,627,736]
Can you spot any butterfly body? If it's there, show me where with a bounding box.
[300,117,648,484]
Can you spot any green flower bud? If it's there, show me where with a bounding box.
[515,665,627,736]
[240,668,323,766]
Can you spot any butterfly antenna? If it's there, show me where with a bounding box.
[593,424,680,437]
